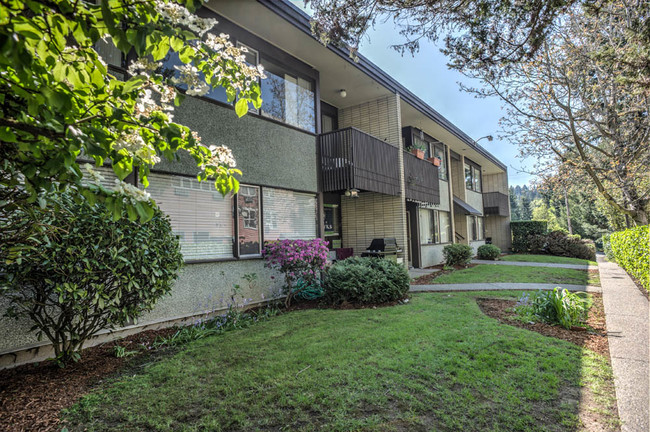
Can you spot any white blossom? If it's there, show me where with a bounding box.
[113,179,152,202]
[113,130,161,164]
[208,144,236,167]
[172,63,210,96]
[83,163,106,184]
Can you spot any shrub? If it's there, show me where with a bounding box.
[546,230,596,260]
[528,234,547,254]
[477,244,501,260]
[0,192,183,365]
[511,221,548,253]
[514,288,589,329]
[263,239,329,306]
[323,257,410,305]
[443,243,474,266]
[609,225,649,291]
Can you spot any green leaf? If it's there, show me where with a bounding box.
[235,98,248,118]
[151,36,170,61]
[122,76,145,94]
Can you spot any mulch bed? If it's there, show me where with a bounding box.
[476,293,610,358]
[0,327,179,432]
[411,263,477,285]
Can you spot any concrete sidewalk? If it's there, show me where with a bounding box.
[471,259,598,271]
[410,282,601,293]
[597,254,649,432]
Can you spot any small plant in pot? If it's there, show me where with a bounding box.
[410,142,427,159]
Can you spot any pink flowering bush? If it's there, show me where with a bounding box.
[263,239,329,306]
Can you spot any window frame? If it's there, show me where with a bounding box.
[236,184,262,257]
[430,141,448,181]
[419,208,453,246]
[467,215,485,241]
[464,159,482,193]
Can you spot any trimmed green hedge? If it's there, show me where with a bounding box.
[609,225,649,291]
[511,221,548,253]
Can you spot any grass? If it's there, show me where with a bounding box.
[500,254,598,266]
[432,265,600,286]
[64,292,617,432]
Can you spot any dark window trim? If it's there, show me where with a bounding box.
[418,208,452,246]
[464,158,483,193]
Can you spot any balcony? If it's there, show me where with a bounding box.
[483,192,509,216]
[404,152,440,205]
[319,127,400,196]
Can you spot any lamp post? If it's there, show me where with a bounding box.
[475,135,493,144]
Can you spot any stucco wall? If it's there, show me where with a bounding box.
[438,180,450,212]
[154,97,318,193]
[465,190,484,214]
[0,260,284,353]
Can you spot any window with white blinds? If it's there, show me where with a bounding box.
[146,173,234,260]
[263,188,317,241]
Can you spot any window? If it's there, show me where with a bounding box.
[237,185,260,255]
[323,204,339,237]
[432,143,448,180]
[439,211,451,243]
[464,161,482,192]
[146,173,234,260]
[160,51,229,104]
[263,188,317,240]
[260,58,315,132]
[419,209,452,245]
[468,215,484,241]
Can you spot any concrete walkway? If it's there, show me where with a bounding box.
[471,259,598,271]
[409,268,439,279]
[597,254,649,432]
[410,282,601,293]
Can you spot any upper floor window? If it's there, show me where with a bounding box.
[260,58,315,132]
[465,160,482,192]
[431,142,447,181]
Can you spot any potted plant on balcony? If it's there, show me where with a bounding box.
[428,156,442,166]
[409,142,426,160]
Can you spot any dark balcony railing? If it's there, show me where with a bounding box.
[404,152,440,205]
[483,191,509,216]
[319,127,400,196]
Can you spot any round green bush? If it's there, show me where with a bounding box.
[323,257,410,305]
[477,244,501,260]
[442,243,473,266]
[0,192,183,364]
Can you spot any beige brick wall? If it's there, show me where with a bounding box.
[339,96,402,147]
[341,193,406,259]
[338,94,408,265]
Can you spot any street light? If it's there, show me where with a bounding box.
[475,135,493,143]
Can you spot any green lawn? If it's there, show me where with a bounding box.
[433,265,600,286]
[500,254,598,266]
[64,292,617,432]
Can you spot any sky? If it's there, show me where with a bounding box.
[289,2,534,186]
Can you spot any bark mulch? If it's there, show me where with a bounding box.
[476,293,610,359]
[0,327,178,432]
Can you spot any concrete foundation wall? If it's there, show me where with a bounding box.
[469,240,486,256]
[420,244,447,267]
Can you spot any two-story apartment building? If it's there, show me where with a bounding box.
[0,0,511,367]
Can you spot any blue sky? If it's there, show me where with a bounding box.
[289,2,533,186]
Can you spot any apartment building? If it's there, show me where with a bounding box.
[0,0,511,367]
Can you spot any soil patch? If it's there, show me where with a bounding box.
[476,294,609,358]
[0,327,178,432]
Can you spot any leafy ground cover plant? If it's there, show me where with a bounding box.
[477,244,501,260]
[323,257,410,305]
[514,288,590,329]
[263,239,329,306]
[0,191,183,365]
[442,243,473,266]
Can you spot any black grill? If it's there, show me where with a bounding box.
[361,238,401,259]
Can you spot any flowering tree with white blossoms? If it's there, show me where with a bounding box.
[0,0,264,223]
